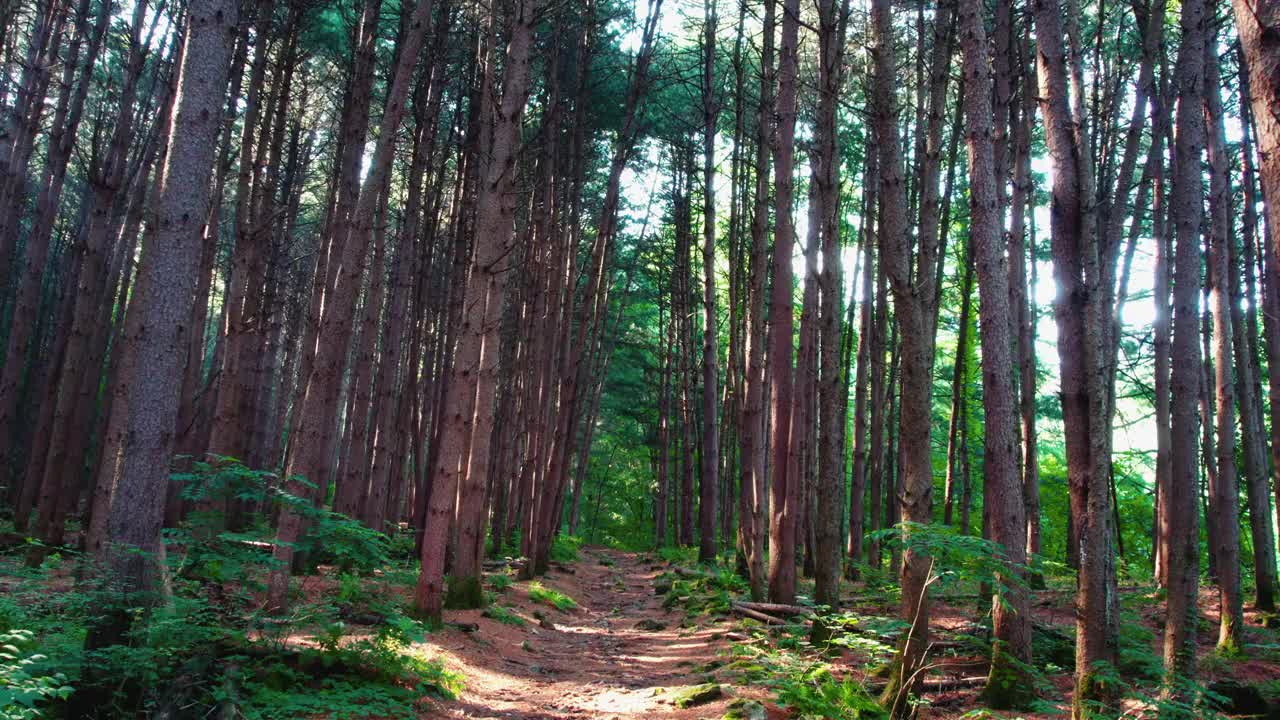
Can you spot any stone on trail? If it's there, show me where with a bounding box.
[722,698,767,720]
[634,618,667,631]
[672,683,723,708]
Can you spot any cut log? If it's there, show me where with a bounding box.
[735,601,815,617]
[867,675,988,694]
[731,603,788,625]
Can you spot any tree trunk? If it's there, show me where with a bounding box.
[765,0,799,605]
[1203,41,1243,652]
[415,0,536,621]
[1164,0,1207,687]
[1031,0,1120,710]
[957,0,1032,703]
[698,0,719,564]
[85,0,237,641]
[873,0,941,708]
[813,0,849,610]
[1235,63,1278,612]
[740,0,773,601]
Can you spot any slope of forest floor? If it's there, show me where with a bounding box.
[415,547,775,719]
[409,547,1280,719]
[5,540,1280,719]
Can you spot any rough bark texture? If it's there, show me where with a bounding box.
[92,0,238,596]
[873,0,939,709]
[765,0,799,605]
[812,0,848,610]
[1203,42,1243,654]
[416,0,536,621]
[1031,0,1120,712]
[698,0,719,564]
[1164,0,1206,686]
[958,0,1032,705]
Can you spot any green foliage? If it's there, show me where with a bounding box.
[527,582,577,612]
[172,457,392,577]
[868,522,1033,599]
[549,535,583,563]
[482,605,526,627]
[239,624,462,720]
[1115,609,1162,681]
[1,458,444,720]
[487,572,514,592]
[661,567,749,617]
[775,665,886,720]
[727,644,884,720]
[0,629,74,719]
[658,546,698,564]
[817,612,900,659]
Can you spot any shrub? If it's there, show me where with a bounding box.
[0,628,74,719]
[527,582,577,612]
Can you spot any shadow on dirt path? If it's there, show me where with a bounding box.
[416,547,774,719]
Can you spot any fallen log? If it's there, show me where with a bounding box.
[731,603,788,626]
[866,675,988,694]
[735,601,815,618]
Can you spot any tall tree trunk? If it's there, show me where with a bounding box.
[1235,63,1278,612]
[845,157,875,579]
[765,0,799,605]
[415,0,536,620]
[698,0,719,564]
[874,0,941,708]
[944,246,974,527]
[958,0,1032,703]
[813,0,849,610]
[1163,0,1207,688]
[740,0,773,601]
[1203,41,1243,652]
[83,0,237,649]
[1031,0,1120,710]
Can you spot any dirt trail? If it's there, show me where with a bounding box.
[417,547,769,719]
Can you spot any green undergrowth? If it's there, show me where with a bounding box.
[527,581,577,611]
[0,457,460,719]
[549,535,583,563]
[656,561,749,617]
[481,604,526,626]
[724,638,886,719]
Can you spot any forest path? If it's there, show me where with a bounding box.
[418,547,765,719]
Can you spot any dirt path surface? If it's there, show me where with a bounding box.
[417,548,770,719]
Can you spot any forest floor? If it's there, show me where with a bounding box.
[7,540,1280,718]
[414,547,778,719]
[409,547,1280,720]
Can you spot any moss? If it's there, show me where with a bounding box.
[672,682,723,708]
[1215,633,1244,657]
[721,698,766,720]
[981,641,1036,710]
[1072,668,1120,719]
[443,574,485,610]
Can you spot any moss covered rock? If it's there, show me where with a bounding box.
[672,683,722,708]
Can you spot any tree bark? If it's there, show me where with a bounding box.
[957,0,1033,703]
[87,0,237,632]
[1031,0,1120,710]
[415,0,537,620]
[698,0,719,564]
[765,0,799,605]
[1203,41,1243,652]
[1163,0,1207,687]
